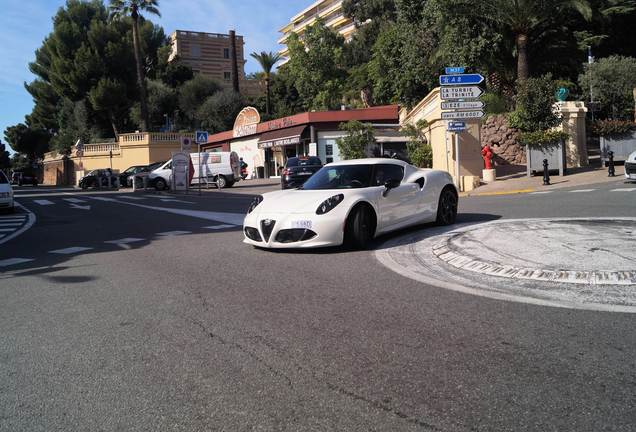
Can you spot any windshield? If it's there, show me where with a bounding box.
[301,165,374,190]
[124,166,139,174]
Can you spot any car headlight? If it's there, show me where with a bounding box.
[316,194,344,215]
[247,195,263,214]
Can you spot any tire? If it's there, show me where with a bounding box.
[436,187,458,226]
[80,183,88,190]
[344,205,374,250]
[154,178,167,191]
[216,175,227,189]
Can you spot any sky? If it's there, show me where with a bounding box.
[0,0,307,153]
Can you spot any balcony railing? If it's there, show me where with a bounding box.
[83,143,120,154]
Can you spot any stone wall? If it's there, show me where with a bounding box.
[480,114,526,165]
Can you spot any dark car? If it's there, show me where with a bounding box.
[79,169,118,189]
[119,165,148,188]
[11,170,38,186]
[127,161,165,188]
[281,156,323,189]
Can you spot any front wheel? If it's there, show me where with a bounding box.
[344,206,374,250]
[216,175,227,189]
[436,187,458,226]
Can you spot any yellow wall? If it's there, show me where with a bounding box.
[400,88,483,191]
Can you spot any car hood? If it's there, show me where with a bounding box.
[258,189,355,214]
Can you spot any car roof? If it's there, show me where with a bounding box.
[327,158,409,167]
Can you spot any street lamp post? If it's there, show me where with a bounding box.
[587,46,595,121]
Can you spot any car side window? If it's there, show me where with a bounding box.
[373,164,404,186]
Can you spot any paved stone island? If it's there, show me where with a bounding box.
[376,218,636,313]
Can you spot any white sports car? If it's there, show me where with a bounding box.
[243,158,458,249]
[626,150,636,181]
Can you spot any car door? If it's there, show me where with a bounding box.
[375,164,419,231]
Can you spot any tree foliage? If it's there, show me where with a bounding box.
[579,55,636,119]
[336,121,376,160]
[402,119,433,168]
[4,124,50,161]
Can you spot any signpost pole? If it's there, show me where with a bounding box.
[198,142,202,196]
[455,132,461,191]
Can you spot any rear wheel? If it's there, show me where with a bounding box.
[436,187,458,225]
[344,205,374,250]
[154,178,167,191]
[216,175,227,189]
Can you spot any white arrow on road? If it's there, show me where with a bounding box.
[69,204,91,210]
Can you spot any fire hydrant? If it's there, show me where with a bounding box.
[481,145,494,170]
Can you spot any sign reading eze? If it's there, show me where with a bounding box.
[441,110,485,120]
[441,100,485,110]
[441,86,483,100]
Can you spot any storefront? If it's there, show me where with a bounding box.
[202,105,404,179]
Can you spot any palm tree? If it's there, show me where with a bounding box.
[109,0,161,132]
[250,51,282,115]
[481,0,592,83]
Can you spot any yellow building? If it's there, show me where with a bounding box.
[42,132,193,186]
[278,0,356,62]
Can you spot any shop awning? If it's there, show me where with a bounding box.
[258,125,308,149]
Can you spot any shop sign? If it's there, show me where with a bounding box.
[258,136,301,149]
[233,107,261,138]
[266,117,296,131]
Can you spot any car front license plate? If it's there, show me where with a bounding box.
[630,174,636,179]
[291,220,312,229]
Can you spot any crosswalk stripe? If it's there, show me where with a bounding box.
[204,224,237,230]
[0,228,18,232]
[63,198,87,204]
[89,197,118,202]
[119,196,146,200]
[0,258,34,267]
[157,231,191,236]
[0,223,22,227]
[49,246,93,255]
[104,238,145,244]
[569,189,595,193]
[610,188,636,192]
[33,199,54,205]
[529,191,553,195]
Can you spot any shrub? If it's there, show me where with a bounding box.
[401,119,432,168]
[518,130,569,148]
[589,119,636,137]
[508,74,561,132]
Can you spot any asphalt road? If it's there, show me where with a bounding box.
[1,180,635,431]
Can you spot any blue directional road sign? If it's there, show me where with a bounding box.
[445,67,465,75]
[195,130,209,144]
[439,73,485,86]
[447,121,466,132]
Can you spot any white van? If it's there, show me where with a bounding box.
[148,151,241,190]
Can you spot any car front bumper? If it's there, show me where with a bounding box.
[625,162,636,180]
[243,210,345,249]
[0,196,14,209]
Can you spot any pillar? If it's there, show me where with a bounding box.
[556,101,589,168]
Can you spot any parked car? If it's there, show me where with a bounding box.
[149,152,241,190]
[11,170,38,186]
[127,161,165,188]
[0,171,15,213]
[79,169,118,189]
[119,165,149,188]
[244,158,458,250]
[281,156,323,190]
[626,150,636,181]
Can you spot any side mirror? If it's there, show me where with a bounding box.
[382,178,401,196]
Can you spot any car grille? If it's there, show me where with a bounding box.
[260,219,276,242]
[244,227,262,242]
[626,162,636,175]
[275,229,317,243]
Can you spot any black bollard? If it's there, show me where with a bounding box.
[543,159,550,186]
[608,151,616,177]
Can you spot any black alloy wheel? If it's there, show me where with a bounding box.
[154,178,167,191]
[345,205,374,250]
[436,187,458,226]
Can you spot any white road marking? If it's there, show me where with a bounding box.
[529,191,553,195]
[69,204,91,210]
[569,189,595,193]
[49,247,93,255]
[89,197,118,202]
[63,198,87,204]
[33,199,54,205]
[119,196,146,200]
[0,223,23,227]
[0,258,34,267]
[0,202,36,246]
[104,238,145,244]
[157,231,191,236]
[0,216,25,220]
[611,188,636,192]
[0,228,18,232]
[204,224,237,230]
